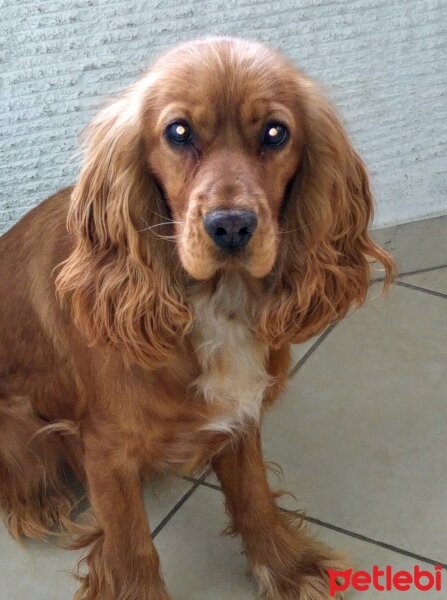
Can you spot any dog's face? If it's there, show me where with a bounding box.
[143,40,303,280]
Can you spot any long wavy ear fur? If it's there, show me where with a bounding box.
[56,83,192,369]
[261,79,395,346]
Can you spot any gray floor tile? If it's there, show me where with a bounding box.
[155,485,444,599]
[0,477,194,600]
[0,533,79,600]
[400,266,447,295]
[155,486,254,599]
[262,283,447,561]
[372,216,447,275]
[290,335,321,367]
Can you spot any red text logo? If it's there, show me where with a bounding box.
[328,565,443,596]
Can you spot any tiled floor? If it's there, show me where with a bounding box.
[1,266,446,599]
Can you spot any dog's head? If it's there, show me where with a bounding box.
[57,38,394,367]
[143,39,303,281]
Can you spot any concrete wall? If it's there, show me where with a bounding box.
[2,0,446,233]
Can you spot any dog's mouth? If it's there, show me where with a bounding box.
[210,244,254,273]
[213,250,252,277]
[216,243,249,259]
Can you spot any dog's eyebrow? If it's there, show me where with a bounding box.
[155,104,191,132]
[241,101,295,128]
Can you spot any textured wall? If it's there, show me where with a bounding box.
[1,0,446,233]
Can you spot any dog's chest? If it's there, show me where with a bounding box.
[190,275,270,434]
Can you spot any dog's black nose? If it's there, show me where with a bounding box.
[203,209,258,250]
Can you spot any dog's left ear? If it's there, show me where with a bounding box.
[261,80,395,346]
[56,79,192,369]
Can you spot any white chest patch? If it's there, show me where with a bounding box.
[190,273,271,435]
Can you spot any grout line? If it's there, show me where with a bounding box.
[195,479,221,491]
[195,480,446,569]
[373,263,447,284]
[151,480,201,539]
[300,513,447,570]
[394,280,447,300]
[397,263,447,278]
[288,323,338,379]
[183,475,199,484]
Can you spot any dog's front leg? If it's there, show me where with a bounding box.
[212,428,348,599]
[75,431,171,600]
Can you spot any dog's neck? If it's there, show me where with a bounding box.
[188,271,271,434]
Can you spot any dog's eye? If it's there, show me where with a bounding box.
[262,122,289,148]
[165,121,192,145]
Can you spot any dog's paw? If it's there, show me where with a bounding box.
[252,540,349,599]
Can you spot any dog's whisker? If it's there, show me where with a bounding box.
[150,234,180,242]
[149,209,184,224]
[137,221,183,233]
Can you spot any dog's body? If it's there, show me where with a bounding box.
[0,38,393,599]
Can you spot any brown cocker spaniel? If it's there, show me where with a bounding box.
[0,37,394,599]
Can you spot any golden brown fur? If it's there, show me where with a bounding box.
[0,37,394,599]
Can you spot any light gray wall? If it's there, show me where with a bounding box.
[2,0,446,233]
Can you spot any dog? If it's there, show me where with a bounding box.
[0,37,394,599]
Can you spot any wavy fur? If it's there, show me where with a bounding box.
[261,81,394,345]
[55,87,192,369]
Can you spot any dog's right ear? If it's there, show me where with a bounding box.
[260,76,395,347]
[56,78,192,370]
